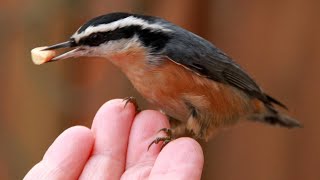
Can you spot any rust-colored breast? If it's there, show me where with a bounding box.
[110,49,254,139]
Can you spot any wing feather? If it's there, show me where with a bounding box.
[162,25,276,105]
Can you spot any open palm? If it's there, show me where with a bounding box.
[24,99,204,180]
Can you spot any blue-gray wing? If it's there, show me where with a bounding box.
[162,26,286,108]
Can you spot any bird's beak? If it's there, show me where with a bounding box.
[42,40,84,62]
[42,41,74,51]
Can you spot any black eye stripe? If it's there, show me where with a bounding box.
[78,26,139,46]
[78,26,171,52]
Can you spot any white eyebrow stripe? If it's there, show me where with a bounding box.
[73,16,172,42]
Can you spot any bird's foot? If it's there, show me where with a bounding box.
[123,96,140,112]
[148,128,173,151]
[158,128,172,136]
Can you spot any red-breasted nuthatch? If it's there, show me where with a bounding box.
[39,12,301,147]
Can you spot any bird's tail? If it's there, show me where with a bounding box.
[249,96,302,128]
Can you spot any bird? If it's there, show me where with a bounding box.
[40,12,301,148]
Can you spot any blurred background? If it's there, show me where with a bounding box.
[1,0,319,179]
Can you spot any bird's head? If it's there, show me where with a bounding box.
[44,12,173,62]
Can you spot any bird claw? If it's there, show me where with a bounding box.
[123,96,140,112]
[148,136,173,151]
[158,128,172,136]
[148,128,173,151]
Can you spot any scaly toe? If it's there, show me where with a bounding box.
[123,96,140,112]
[158,128,172,136]
[148,136,173,151]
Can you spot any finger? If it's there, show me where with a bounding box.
[24,126,94,180]
[122,110,170,178]
[79,99,136,180]
[149,138,204,180]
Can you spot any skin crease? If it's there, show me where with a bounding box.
[24,99,204,180]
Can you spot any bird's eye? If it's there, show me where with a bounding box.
[82,33,105,46]
[90,33,100,40]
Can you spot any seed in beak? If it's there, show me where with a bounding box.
[31,46,57,65]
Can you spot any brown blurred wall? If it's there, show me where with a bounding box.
[0,0,319,179]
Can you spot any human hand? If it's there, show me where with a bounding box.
[24,99,204,180]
